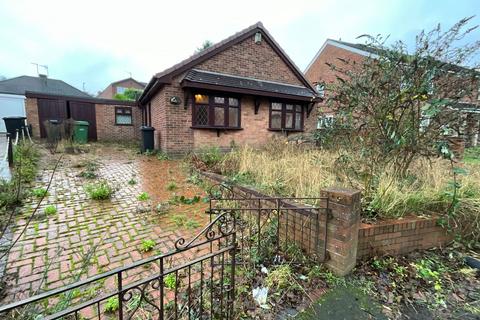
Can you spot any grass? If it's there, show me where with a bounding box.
[464,146,480,165]
[170,214,187,227]
[85,180,115,200]
[207,142,480,242]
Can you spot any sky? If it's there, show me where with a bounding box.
[0,0,479,95]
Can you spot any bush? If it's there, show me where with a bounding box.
[85,181,114,200]
[13,141,40,183]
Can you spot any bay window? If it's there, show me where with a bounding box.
[269,102,303,131]
[192,93,240,128]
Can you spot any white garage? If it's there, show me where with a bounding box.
[0,93,26,132]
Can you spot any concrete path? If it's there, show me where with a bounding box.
[294,286,387,320]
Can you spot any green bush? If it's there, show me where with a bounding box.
[0,180,24,208]
[13,141,39,183]
[197,146,223,168]
[85,181,114,200]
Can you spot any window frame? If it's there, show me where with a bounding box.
[191,92,242,129]
[268,101,304,131]
[115,106,133,126]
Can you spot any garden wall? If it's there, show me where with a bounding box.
[200,171,453,275]
[357,217,453,259]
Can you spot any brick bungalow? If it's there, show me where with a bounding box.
[304,39,480,146]
[138,22,320,156]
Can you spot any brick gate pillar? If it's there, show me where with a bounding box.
[320,188,361,276]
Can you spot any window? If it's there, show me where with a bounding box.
[192,93,240,128]
[315,83,325,98]
[317,114,334,129]
[116,86,127,94]
[269,102,303,131]
[115,107,133,125]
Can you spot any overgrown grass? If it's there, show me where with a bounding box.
[205,142,480,242]
[464,146,480,165]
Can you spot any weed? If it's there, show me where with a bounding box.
[44,205,57,216]
[104,296,119,313]
[79,161,98,179]
[170,214,187,227]
[166,182,177,191]
[140,239,155,252]
[33,223,39,235]
[137,192,150,201]
[85,180,115,200]
[32,188,48,198]
[169,195,201,205]
[128,178,137,185]
[265,265,295,291]
[187,173,203,186]
[157,151,169,161]
[164,273,177,290]
[185,219,200,229]
[155,202,170,214]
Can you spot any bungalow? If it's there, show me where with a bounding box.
[138,22,319,156]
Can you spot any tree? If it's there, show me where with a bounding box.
[195,40,214,53]
[114,88,143,101]
[325,17,480,198]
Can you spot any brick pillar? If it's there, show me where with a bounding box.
[321,188,361,276]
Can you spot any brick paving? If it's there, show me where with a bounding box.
[1,144,209,304]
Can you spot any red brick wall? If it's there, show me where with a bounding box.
[25,98,40,138]
[357,216,452,258]
[149,34,307,155]
[98,79,145,99]
[197,34,304,86]
[95,104,141,142]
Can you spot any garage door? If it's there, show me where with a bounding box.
[69,101,97,140]
[37,98,67,138]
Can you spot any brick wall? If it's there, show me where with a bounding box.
[25,98,40,138]
[149,34,307,155]
[357,216,452,259]
[95,104,141,142]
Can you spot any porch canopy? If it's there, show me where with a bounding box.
[181,69,317,102]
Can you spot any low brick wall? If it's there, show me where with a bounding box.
[200,171,452,274]
[357,216,452,259]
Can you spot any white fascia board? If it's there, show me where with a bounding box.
[304,39,379,74]
[0,93,26,100]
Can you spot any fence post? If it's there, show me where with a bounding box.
[320,188,361,276]
[7,133,13,167]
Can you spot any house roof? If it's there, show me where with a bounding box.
[0,75,91,97]
[305,38,477,75]
[140,22,317,104]
[182,69,316,101]
[110,77,147,87]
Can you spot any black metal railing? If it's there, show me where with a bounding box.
[0,211,237,320]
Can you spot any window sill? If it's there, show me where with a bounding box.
[115,123,133,126]
[190,126,243,131]
[268,128,304,132]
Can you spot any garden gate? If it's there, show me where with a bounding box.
[0,184,329,319]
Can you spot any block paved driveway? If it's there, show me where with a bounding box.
[1,144,209,304]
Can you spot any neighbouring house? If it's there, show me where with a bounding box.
[304,39,480,146]
[98,77,146,99]
[0,75,141,142]
[138,22,320,156]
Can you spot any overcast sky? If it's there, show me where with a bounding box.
[0,0,479,95]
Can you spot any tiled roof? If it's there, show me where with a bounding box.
[0,76,91,97]
[183,69,315,98]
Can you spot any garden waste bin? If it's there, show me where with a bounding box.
[140,126,155,153]
[73,120,89,144]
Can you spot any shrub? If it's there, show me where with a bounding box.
[13,141,39,183]
[44,205,57,215]
[194,146,223,170]
[157,151,169,161]
[104,296,119,313]
[85,181,114,200]
[265,265,294,290]
[32,187,48,198]
[79,161,98,179]
[140,239,155,252]
[170,214,187,227]
[137,192,150,201]
[0,180,24,208]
